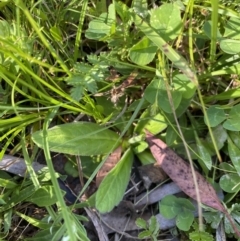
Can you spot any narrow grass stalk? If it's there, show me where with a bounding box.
[210,0,219,65]
[74,0,88,61]
[42,108,79,241]
[15,0,71,75]
[21,129,40,189]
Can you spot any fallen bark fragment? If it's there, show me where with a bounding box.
[145,131,240,238]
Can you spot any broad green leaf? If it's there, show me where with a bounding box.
[132,0,148,18]
[204,106,226,127]
[173,74,196,99]
[166,125,177,146]
[96,148,133,213]
[174,97,192,117]
[205,125,227,152]
[220,39,240,54]
[228,138,240,176]
[219,162,235,172]
[160,195,195,231]
[85,13,111,40]
[224,17,240,39]
[223,120,239,131]
[150,3,182,41]
[176,210,194,231]
[134,108,167,134]
[144,77,182,113]
[136,150,155,165]
[228,131,240,149]
[197,141,212,170]
[129,36,157,65]
[223,104,240,131]
[160,195,179,219]
[32,122,120,156]
[27,186,58,207]
[203,21,222,40]
[219,174,240,193]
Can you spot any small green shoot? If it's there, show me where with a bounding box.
[136,216,160,241]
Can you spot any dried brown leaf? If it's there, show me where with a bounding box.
[145,131,240,237]
[96,146,122,187]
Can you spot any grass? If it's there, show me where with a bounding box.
[1,0,240,240]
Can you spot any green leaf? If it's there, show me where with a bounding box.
[144,76,182,113]
[96,148,133,213]
[67,59,108,101]
[64,161,79,178]
[135,218,147,229]
[50,25,62,43]
[138,230,152,239]
[173,74,196,99]
[128,134,144,144]
[0,178,17,189]
[165,125,178,146]
[32,122,120,156]
[149,216,159,234]
[223,120,239,131]
[203,211,223,229]
[205,125,227,152]
[133,141,148,153]
[16,211,51,230]
[219,174,240,193]
[228,131,240,149]
[176,210,194,231]
[85,3,115,41]
[220,39,240,54]
[223,104,240,131]
[204,106,226,127]
[228,138,240,175]
[160,195,179,219]
[134,108,168,135]
[160,196,195,231]
[85,13,111,40]
[129,36,157,65]
[203,21,222,40]
[27,186,58,207]
[189,231,214,241]
[197,141,212,170]
[132,11,198,85]
[150,3,182,41]
[132,0,148,18]
[224,17,240,39]
[136,150,155,165]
